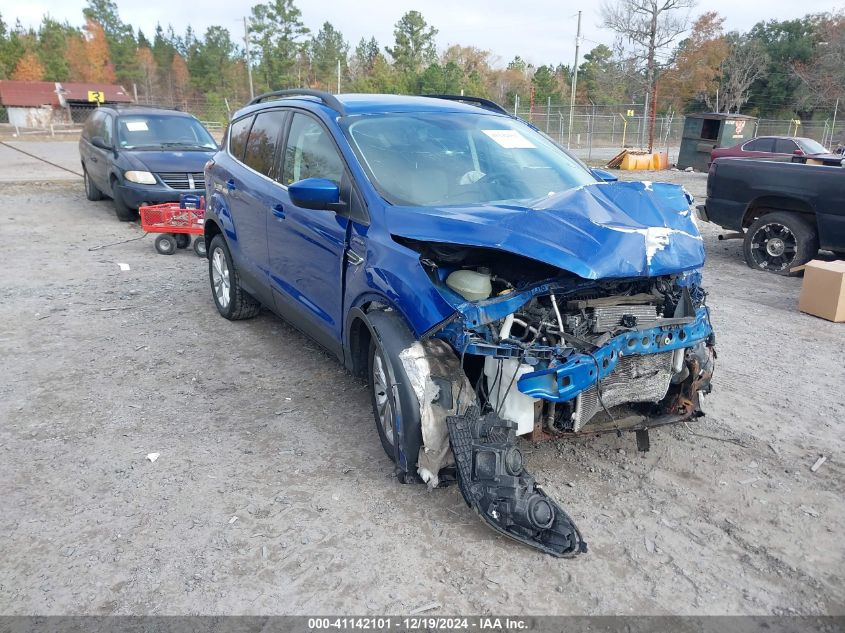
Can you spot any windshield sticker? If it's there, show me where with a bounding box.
[482,129,535,149]
[125,121,148,131]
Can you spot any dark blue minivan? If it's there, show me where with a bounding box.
[79,106,217,220]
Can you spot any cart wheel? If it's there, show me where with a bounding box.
[174,233,190,249]
[193,236,207,257]
[154,234,177,255]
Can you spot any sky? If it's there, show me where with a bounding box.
[1,0,842,69]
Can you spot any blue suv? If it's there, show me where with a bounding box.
[202,90,716,556]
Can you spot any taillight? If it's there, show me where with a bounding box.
[706,162,716,198]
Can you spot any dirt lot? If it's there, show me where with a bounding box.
[1,157,843,615]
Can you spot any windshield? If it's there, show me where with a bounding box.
[117,114,217,150]
[341,112,595,206]
[796,138,828,154]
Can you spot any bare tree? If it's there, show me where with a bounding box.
[710,35,768,113]
[792,12,845,111]
[601,0,696,151]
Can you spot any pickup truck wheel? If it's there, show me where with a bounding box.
[207,234,260,320]
[743,212,819,276]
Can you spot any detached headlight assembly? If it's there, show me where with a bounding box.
[124,170,157,185]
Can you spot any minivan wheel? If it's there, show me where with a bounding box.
[83,166,103,201]
[111,181,137,222]
[207,234,260,320]
[743,211,819,276]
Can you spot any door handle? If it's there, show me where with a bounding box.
[271,204,286,219]
[226,179,237,191]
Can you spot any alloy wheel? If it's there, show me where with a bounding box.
[749,222,798,272]
[371,350,395,446]
[211,247,231,309]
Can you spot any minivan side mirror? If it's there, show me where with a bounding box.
[288,178,341,210]
[91,136,112,151]
[591,168,618,183]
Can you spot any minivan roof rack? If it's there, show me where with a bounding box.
[422,94,510,116]
[247,89,346,115]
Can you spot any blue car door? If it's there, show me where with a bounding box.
[266,111,354,357]
[224,110,288,301]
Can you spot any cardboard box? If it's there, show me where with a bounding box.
[798,259,845,322]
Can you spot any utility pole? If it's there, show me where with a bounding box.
[243,17,255,100]
[337,59,341,94]
[831,97,839,149]
[567,10,582,149]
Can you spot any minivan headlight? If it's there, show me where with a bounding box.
[124,170,157,185]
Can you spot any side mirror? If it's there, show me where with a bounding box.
[288,178,341,210]
[91,136,112,150]
[591,168,618,183]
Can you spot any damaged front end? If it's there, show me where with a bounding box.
[387,182,716,557]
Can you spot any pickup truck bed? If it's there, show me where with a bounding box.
[699,158,845,274]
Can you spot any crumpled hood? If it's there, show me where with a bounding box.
[127,150,214,173]
[385,181,704,279]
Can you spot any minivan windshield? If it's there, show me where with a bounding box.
[117,114,217,150]
[341,112,595,206]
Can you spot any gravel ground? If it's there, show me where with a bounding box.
[0,164,843,616]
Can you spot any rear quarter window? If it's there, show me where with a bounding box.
[228,116,253,161]
[243,110,287,178]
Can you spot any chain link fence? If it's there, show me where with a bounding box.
[515,104,843,162]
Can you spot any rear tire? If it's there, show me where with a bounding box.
[174,234,190,249]
[208,234,260,320]
[193,236,207,257]
[83,166,103,201]
[743,211,818,276]
[111,181,136,222]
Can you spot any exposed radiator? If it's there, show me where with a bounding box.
[571,351,673,432]
[591,304,660,333]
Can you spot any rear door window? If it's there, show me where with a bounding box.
[243,110,287,178]
[744,138,773,152]
[228,115,253,161]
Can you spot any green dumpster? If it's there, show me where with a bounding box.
[677,113,757,172]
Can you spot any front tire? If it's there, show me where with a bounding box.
[83,166,103,201]
[111,181,136,222]
[207,234,260,320]
[743,211,819,276]
[364,310,424,477]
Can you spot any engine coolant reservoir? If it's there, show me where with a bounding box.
[446,269,492,301]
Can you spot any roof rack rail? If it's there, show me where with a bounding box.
[422,94,510,116]
[113,103,182,111]
[247,89,346,114]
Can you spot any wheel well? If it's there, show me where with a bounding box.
[204,218,222,244]
[743,197,816,229]
[348,314,372,378]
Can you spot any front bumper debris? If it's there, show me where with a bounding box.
[446,406,586,557]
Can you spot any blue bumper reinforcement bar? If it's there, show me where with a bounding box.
[517,307,713,402]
